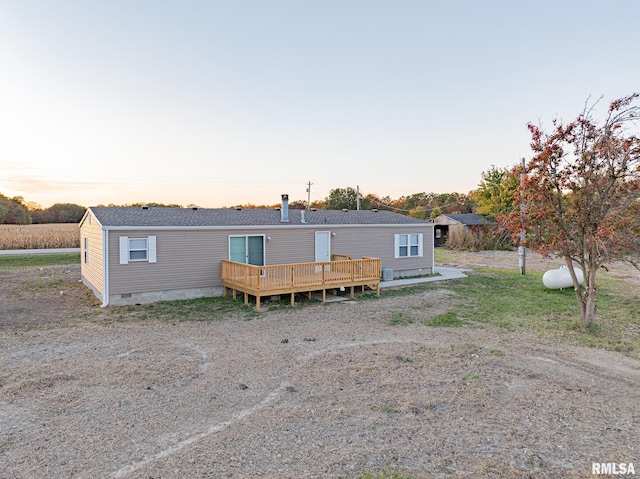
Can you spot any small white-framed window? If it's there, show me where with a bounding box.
[394,233,423,258]
[83,237,88,264]
[119,236,157,264]
[129,238,148,261]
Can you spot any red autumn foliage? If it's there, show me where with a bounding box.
[500,93,640,324]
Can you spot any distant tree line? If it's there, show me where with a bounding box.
[231,178,518,223]
[2,169,520,227]
[0,194,86,225]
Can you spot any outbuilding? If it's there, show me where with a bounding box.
[432,213,494,247]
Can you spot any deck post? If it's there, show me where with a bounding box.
[350,286,354,298]
[322,289,326,303]
[256,295,261,311]
[290,292,295,306]
[244,292,248,304]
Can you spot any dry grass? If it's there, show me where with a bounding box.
[1,262,639,477]
[0,223,79,250]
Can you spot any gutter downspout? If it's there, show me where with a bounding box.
[102,227,109,307]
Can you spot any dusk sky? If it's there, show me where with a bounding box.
[1,1,638,208]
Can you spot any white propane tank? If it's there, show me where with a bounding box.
[542,265,584,290]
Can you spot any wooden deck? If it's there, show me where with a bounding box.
[221,256,382,311]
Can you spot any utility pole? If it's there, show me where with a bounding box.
[306,181,313,208]
[519,157,526,275]
[356,185,361,210]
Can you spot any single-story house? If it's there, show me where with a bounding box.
[80,195,435,306]
[432,213,494,246]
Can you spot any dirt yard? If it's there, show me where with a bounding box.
[1,251,639,478]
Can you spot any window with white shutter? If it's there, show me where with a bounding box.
[119,236,157,264]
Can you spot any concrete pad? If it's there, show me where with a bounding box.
[380,266,467,289]
[309,292,350,303]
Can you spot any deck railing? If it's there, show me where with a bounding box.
[221,256,382,310]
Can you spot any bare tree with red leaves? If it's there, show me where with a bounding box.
[501,93,640,325]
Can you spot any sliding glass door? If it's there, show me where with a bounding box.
[229,235,265,266]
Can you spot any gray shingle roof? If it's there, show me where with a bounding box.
[88,207,431,227]
[441,213,494,225]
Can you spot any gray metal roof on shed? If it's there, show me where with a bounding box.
[87,207,432,227]
[438,214,494,225]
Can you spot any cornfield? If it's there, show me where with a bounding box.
[0,224,80,250]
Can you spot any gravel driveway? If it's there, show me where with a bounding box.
[1,252,639,478]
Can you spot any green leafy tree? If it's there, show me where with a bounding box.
[324,187,371,210]
[0,195,9,223]
[472,165,520,220]
[288,200,307,209]
[430,192,475,215]
[408,205,427,219]
[44,203,86,223]
[1,196,32,224]
[501,93,640,325]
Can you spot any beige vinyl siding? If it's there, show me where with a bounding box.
[329,224,434,272]
[107,224,434,296]
[108,229,224,294]
[260,228,316,264]
[80,213,105,295]
[247,225,434,270]
[108,228,323,294]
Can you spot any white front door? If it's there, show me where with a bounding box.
[315,231,331,262]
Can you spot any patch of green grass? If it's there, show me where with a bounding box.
[109,296,258,322]
[431,267,640,358]
[462,373,479,381]
[11,277,65,296]
[380,284,441,298]
[377,403,397,413]
[387,311,414,326]
[259,293,319,311]
[425,311,464,327]
[433,247,460,264]
[0,253,80,269]
[489,349,504,357]
[21,277,64,290]
[376,261,640,357]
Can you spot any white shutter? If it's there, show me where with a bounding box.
[394,234,400,259]
[418,233,423,257]
[148,236,157,263]
[119,237,129,264]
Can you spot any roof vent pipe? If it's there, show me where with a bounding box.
[281,194,289,222]
[301,209,306,224]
